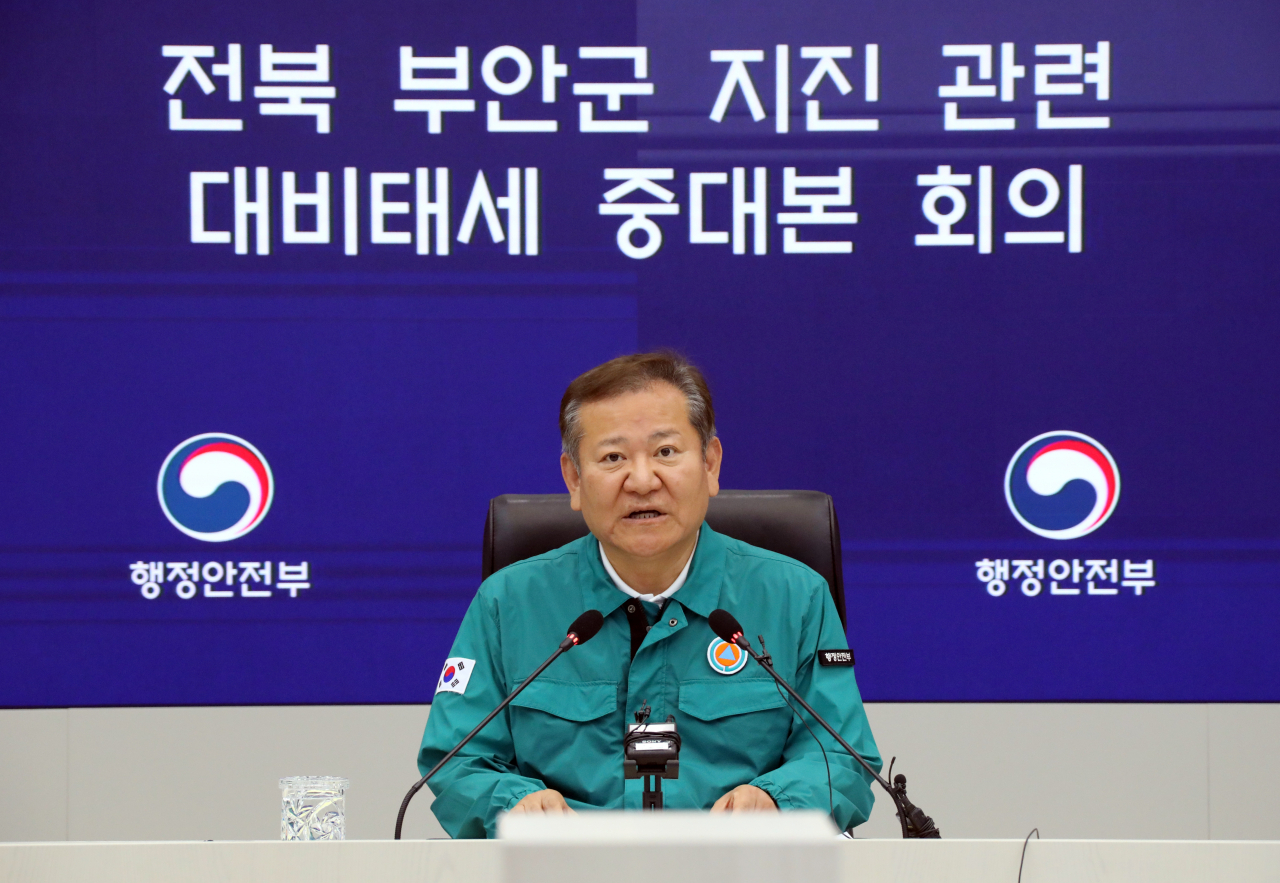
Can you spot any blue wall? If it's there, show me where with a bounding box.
[2,0,1277,704]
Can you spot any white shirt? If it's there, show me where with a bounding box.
[599,535,698,605]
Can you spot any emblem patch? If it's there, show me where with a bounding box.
[436,657,475,695]
[707,638,748,675]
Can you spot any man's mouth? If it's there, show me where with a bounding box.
[624,509,664,520]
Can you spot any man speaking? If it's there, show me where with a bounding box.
[417,352,881,838]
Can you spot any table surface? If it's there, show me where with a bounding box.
[2,838,1278,883]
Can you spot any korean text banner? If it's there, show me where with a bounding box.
[1,0,1277,706]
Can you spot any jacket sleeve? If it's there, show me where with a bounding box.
[417,588,548,839]
[747,578,882,830]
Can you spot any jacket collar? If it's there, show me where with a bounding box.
[576,522,727,621]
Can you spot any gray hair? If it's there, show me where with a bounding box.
[559,351,717,470]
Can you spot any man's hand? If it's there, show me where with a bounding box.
[509,789,576,814]
[710,784,778,813]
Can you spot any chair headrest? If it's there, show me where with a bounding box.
[482,489,846,629]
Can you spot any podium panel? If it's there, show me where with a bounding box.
[500,812,839,883]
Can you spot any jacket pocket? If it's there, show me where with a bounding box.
[509,678,617,722]
[677,677,789,721]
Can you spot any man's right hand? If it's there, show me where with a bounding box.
[509,789,575,814]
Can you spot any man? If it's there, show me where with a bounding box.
[418,352,881,838]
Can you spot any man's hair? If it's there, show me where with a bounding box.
[560,351,717,469]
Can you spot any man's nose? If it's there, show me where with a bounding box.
[623,455,661,494]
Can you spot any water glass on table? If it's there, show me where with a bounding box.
[280,776,349,841]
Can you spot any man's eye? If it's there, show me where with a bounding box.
[604,453,623,463]
[658,446,675,457]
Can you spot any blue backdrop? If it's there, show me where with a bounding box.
[2,0,1277,706]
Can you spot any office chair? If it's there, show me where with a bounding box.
[481,489,847,629]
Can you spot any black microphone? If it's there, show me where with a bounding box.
[393,609,605,839]
[561,609,605,648]
[708,609,940,839]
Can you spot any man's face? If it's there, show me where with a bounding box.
[561,383,722,562]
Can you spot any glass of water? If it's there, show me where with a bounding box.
[280,776,349,841]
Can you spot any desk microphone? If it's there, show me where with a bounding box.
[393,608,605,839]
[708,609,939,839]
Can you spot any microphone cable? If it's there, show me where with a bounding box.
[759,635,835,826]
[1017,827,1040,883]
[394,608,605,839]
[711,608,939,838]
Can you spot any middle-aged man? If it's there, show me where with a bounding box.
[418,352,881,838]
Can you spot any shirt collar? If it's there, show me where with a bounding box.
[599,534,697,603]
[576,523,727,621]
[668,523,726,619]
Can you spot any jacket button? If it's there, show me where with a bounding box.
[627,604,635,613]
[646,625,652,632]
[668,618,678,627]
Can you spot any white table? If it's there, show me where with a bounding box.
[2,837,1277,883]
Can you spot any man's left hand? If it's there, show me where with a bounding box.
[710,784,778,813]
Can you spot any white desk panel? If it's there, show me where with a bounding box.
[2,839,1278,883]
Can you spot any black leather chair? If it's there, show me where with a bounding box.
[482,489,847,629]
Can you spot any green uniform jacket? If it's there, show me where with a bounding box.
[418,524,882,838]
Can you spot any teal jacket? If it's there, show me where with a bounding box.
[418,524,881,838]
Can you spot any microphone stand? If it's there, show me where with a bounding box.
[393,632,581,840]
[731,636,940,839]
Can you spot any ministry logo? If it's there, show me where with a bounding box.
[157,433,274,542]
[1004,431,1119,540]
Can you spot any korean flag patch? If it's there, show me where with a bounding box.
[436,657,476,695]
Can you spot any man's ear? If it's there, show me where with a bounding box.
[560,452,583,511]
[704,437,723,497]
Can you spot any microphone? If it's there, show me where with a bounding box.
[708,609,940,839]
[707,609,747,647]
[393,609,605,839]
[561,608,605,649]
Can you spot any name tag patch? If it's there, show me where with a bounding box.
[818,649,855,667]
[436,657,476,695]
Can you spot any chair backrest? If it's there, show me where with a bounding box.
[482,489,847,629]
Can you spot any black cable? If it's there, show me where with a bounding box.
[1017,827,1040,883]
[711,609,936,838]
[760,635,835,825]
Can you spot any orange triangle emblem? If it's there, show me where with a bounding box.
[708,637,747,674]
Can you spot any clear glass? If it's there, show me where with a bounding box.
[280,776,349,841]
